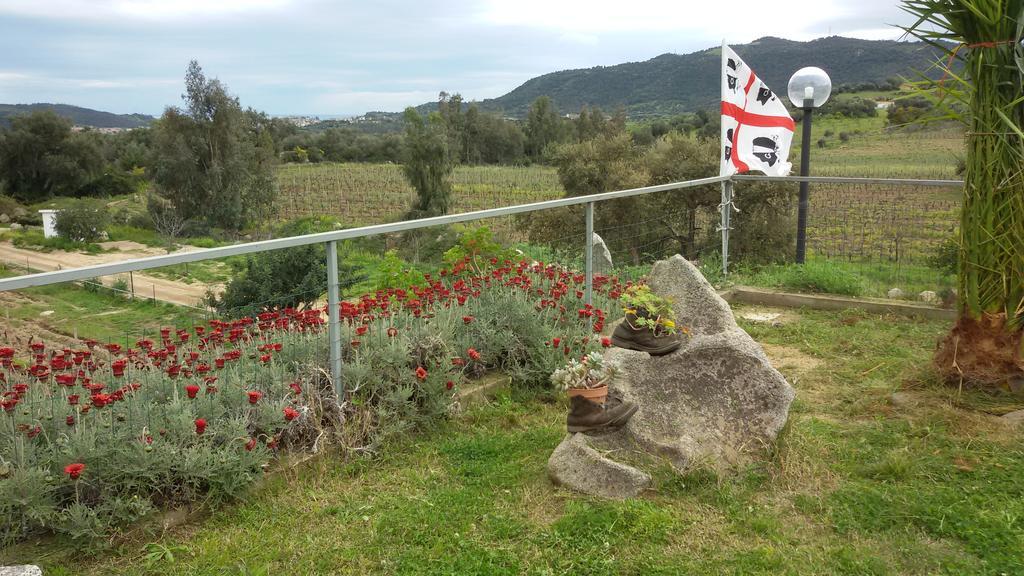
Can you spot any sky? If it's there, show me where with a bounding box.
[0,0,919,117]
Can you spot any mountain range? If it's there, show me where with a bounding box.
[449,36,947,118]
[0,103,154,129]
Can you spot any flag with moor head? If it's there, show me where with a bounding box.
[720,44,795,177]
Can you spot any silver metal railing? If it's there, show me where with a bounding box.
[0,173,963,397]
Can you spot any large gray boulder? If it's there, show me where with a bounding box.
[547,255,794,497]
[607,255,795,470]
[548,432,651,499]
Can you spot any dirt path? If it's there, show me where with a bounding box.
[0,241,219,308]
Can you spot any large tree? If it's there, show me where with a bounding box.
[902,0,1023,386]
[401,107,453,219]
[150,61,276,232]
[0,111,105,201]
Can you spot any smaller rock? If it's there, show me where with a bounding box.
[0,213,9,223]
[591,233,614,274]
[12,207,27,219]
[919,290,939,304]
[739,311,781,324]
[890,391,920,409]
[548,433,651,499]
[887,288,904,299]
[1001,409,1024,426]
[0,566,43,576]
[9,223,22,231]
[39,310,54,317]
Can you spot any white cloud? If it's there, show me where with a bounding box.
[0,70,176,89]
[0,0,296,21]
[475,0,848,40]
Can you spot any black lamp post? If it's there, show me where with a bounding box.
[787,67,832,264]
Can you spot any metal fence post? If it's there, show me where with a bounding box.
[584,202,594,312]
[325,240,343,401]
[720,179,733,275]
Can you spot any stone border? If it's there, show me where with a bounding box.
[720,286,956,321]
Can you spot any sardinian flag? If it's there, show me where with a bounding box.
[720,43,794,176]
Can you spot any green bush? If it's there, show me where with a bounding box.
[55,202,110,243]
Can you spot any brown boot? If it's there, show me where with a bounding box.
[610,313,683,356]
[567,395,638,433]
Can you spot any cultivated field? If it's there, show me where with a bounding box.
[275,164,564,226]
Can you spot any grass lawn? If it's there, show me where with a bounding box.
[0,263,205,344]
[7,306,1023,575]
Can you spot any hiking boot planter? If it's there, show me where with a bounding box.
[566,394,638,433]
[611,285,685,356]
[552,351,633,432]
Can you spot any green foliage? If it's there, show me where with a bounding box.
[209,243,364,318]
[54,201,111,243]
[748,261,866,296]
[3,229,96,253]
[928,234,959,276]
[525,96,571,158]
[619,284,681,335]
[901,0,1024,329]
[401,108,453,218]
[0,111,106,201]
[442,226,516,275]
[375,250,426,291]
[149,61,277,232]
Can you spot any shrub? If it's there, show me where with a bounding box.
[928,235,959,276]
[54,202,110,243]
[1,240,625,546]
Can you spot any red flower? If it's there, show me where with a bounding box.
[66,415,75,426]
[468,348,481,361]
[259,354,272,363]
[601,337,612,348]
[446,380,454,390]
[64,462,85,480]
[245,437,257,451]
[552,337,561,347]
[462,316,474,324]
[194,418,207,435]
[355,326,368,336]
[283,406,299,421]
[387,327,398,337]
[415,366,428,381]
[185,385,200,399]
[247,390,263,404]
[289,382,302,395]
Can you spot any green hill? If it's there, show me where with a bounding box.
[0,103,154,129]
[462,36,948,119]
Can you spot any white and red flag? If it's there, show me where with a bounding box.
[719,43,794,176]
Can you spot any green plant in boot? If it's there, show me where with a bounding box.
[611,285,687,356]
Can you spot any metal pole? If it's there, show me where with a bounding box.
[129,272,135,299]
[795,99,814,264]
[584,202,594,310]
[326,240,343,401]
[721,180,733,275]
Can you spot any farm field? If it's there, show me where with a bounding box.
[275,163,564,227]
